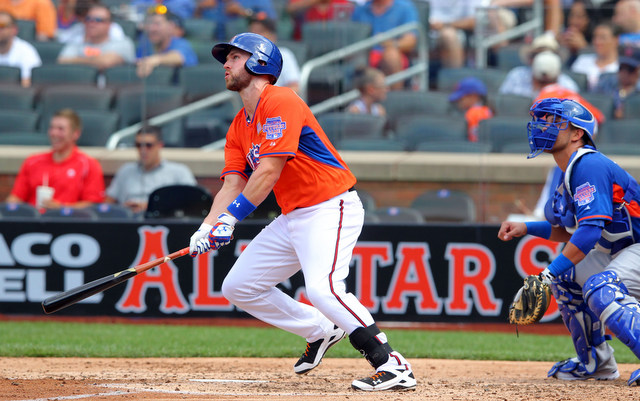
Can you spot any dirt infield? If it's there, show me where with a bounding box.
[2,357,639,401]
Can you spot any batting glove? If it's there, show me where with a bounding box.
[207,213,238,250]
[190,222,213,257]
[538,268,555,286]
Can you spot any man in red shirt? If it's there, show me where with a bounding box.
[6,109,105,210]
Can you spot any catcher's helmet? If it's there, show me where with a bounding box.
[211,32,283,84]
[526,97,596,159]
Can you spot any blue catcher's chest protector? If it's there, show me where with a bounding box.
[545,148,639,255]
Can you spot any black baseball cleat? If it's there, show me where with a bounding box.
[294,325,346,374]
[351,368,417,391]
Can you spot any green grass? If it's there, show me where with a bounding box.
[0,321,637,363]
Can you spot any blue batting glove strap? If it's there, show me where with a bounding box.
[525,221,552,239]
[226,193,256,222]
[546,254,575,277]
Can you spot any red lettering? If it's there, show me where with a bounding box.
[351,243,392,311]
[116,226,189,313]
[382,243,442,314]
[444,243,502,316]
[189,252,233,311]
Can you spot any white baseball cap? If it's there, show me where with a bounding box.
[532,50,561,81]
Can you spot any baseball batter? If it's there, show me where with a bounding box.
[498,98,640,385]
[188,32,416,392]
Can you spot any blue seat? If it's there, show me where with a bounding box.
[42,207,98,220]
[410,189,476,222]
[0,202,40,219]
[145,185,213,220]
[370,207,425,224]
[89,203,135,220]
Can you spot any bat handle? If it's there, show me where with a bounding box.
[133,247,190,274]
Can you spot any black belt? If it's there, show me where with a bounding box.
[348,186,355,192]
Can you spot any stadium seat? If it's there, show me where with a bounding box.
[598,119,640,145]
[191,40,217,64]
[500,140,530,155]
[89,203,135,220]
[278,39,308,65]
[370,206,425,224]
[565,71,588,92]
[225,17,249,39]
[307,63,358,105]
[38,86,114,117]
[42,207,98,220]
[355,188,376,212]
[596,143,640,156]
[477,116,530,152]
[395,116,467,150]
[411,189,476,222]
[112,18,138,40]
[495,43,525,70]
[246,191,280,220]
[492,93,533,117]
[15,19,35,42]
[145,185,213,220]
[302,21,370,59]
[382,90,455,132]
[0,110,39,132]
[581,92,614,121]
[179,65,227,102]
[0,132,48,145]
[415,140,492,153]
[184,18,216,41]
[0,66,21,84]
[183,116,226,147]
[0,202,40,219]
[0,86,36,110]
[622,93,640,119]
[316,112,387,143]
[31,41,65,64]
[76,111,119,147]
[336,138,406,151]
[31,65,99,87]
[104,65,175,87]
[437,67,507,93]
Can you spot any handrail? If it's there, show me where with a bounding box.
[105,91,238,149]
[299,21,428,102]
[474,0,544,68]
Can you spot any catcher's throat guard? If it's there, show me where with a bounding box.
[509,275,552,326]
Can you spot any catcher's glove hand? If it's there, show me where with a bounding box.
[508,275,552,325]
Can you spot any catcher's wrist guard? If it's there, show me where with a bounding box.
[508,275,552,325]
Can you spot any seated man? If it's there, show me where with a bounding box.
[0,11,42,87]
[105,125,197,213]
[6,109,105,210]
[136,9,197,78]
[57,4,135,71]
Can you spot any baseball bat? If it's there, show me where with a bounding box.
[42,247,190,314]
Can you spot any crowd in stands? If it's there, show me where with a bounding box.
[2,0,640,220]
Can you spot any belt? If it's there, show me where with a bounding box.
[348,186,355,192]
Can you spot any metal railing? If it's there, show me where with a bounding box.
[474,0,544,68]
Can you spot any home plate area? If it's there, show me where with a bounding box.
[2,357,639,401]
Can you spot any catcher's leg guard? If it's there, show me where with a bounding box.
[349,323,393,369]
[585,270,640,360]
[547,269,618,380]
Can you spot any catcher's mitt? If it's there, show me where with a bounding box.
[508,275,552,325]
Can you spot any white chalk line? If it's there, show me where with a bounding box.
[10,391,136,401]
[189,378,269,383]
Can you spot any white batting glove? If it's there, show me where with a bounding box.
[190,222,213,257]
[538,268,555,286]
[207,213,238,250]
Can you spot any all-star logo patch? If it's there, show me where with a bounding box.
[575,182,596,206]
[262,117,286,140]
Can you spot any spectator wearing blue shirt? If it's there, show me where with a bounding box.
[351,0,418,90]
[136,9,197,78]
[196,0,277,40]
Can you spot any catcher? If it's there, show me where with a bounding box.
[498,98,640,385]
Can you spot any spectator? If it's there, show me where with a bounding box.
[105,125,196,214]
[613,0,640,47]
[286,0,353,40]
[131,0,195,20]
[248,15,301,92]
[498,32,579,97]
[196,0,277,40]
[0,11,41,87]
[6,109,105,210]
[351,0,418,90]
[571,22,619,92]
[0,0,57,41]
[346,66,387,116]
[136,9,197,78]
[57,4,135,71]
[532,50,605,124]
[491,0,564,35]
[595,45,640,119]
[448,76,493,142]
[56,0,127,44]
[558,0,595,66]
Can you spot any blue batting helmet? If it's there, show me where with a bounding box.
[211,33,283,84]
[526,97,596,158]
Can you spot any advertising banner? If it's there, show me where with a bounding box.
[0,220,563,323]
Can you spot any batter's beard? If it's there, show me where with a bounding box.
[226,71,252,92]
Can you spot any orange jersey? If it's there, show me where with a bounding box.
[465,104,493,142]
[221,85,357,214]
[534,84,605,124]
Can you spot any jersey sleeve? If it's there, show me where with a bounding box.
[221,119,251,181]
[570,155,612,226]
[257,90,304,160]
